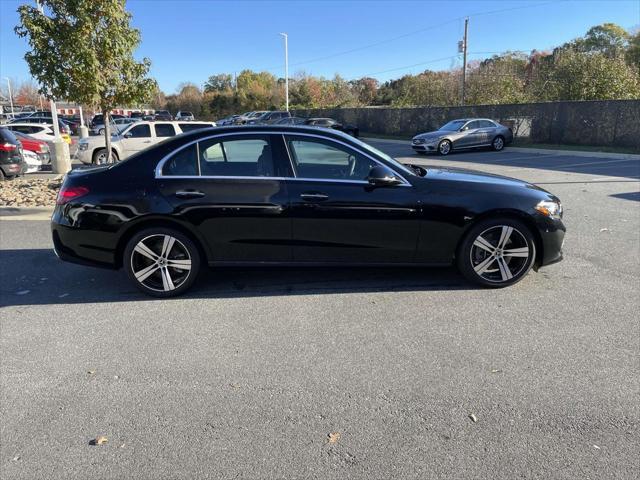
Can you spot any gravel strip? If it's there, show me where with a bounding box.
[0,178,61,207]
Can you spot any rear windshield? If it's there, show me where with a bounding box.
[0,127,19,143]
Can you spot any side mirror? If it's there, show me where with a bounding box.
[124,132,132,138]
[367,165,402,187]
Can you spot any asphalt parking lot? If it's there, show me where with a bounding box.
[1,141,639,479]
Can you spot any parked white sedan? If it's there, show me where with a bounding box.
[76,120,216,164]
[23,149,42,173]
[4,123,72,145]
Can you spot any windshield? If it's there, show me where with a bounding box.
[354,137,415,176]
[439,120,466,131]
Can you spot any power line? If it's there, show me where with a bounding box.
[359,51,527,78]
[253,0,560,73]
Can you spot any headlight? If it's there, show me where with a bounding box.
[412,138,425,145]
[535,200,562,219]
[78,143,88,151]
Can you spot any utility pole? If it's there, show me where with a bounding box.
[279,32,289,111]
[4,78,14,118]
[461,17,469,105]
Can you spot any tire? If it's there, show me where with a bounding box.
[92,148,118,164]
[98,128,105,135]
[123,228,201,298]
[0,169,5,181]
[457,217,536,288]
[492,135,505,151]
[438,139,452,155]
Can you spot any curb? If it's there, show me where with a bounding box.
[0,206,54,221]
[362,137,640,160]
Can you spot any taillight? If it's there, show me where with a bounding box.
[56,186,89,205]
[0,142,17,152]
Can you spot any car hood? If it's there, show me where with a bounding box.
[413,130,448,140]
[419,165,550,195]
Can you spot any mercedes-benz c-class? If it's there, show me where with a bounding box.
[52,125,564,297]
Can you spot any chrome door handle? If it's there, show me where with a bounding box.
[300,192,329,201]
[175,190,205,199]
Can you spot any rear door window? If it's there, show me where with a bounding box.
[199,136,274,177]
[155,123,176,137]
[127,124,151,138]
[179,123,210,133]
[162,144,198,176]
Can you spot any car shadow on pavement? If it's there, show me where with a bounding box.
[0,248,470,307]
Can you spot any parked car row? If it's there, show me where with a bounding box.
[216,111,360,137]
[0,126,46,180]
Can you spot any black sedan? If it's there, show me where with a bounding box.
[305,118,359,137]
[52,125,564,297]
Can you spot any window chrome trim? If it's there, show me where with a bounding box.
[154,130,411,186]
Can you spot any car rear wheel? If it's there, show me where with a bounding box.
[124,228,201,297]
[93,148,118,164]
[492,136,505,151]
[438,139,452,155]
[98,128,105,135]
[457,218,536,288]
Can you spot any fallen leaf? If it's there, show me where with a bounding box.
[87,370,96,375]
[468,413,478,423]
[593,444,600,450]
[89,436,108,446]
[114,375,119,379]
[491,369,502,374]
[120,443,126,448]
[16,290,30,295]
[599,228,610,233]
[328,432,341,444]
[12,456,20,461]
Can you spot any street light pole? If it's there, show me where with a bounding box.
[4,78,14,118]
[279,32,289,111]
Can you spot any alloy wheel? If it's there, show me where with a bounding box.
[470,225,532,283]
[130,234,192,292]
[438,140,451,155]
[493,137,504,151]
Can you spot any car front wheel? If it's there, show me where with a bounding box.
[438,139,452,155]
[123,228,201,297]
[457,218,536,288]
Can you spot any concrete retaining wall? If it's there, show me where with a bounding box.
[295,100,640,149]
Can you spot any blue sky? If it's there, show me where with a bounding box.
[1,0,638,93]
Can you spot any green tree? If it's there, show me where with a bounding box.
[204,74,233,93]
[532,49,640,100]
[583,23,629,57]
[16,0,156,163]
[626,30,640,73]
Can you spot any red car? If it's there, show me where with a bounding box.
[13,131,51,164]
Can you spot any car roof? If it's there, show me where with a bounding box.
[449,118,496,123]
[6,122,52,127]
[172,124,358,143]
